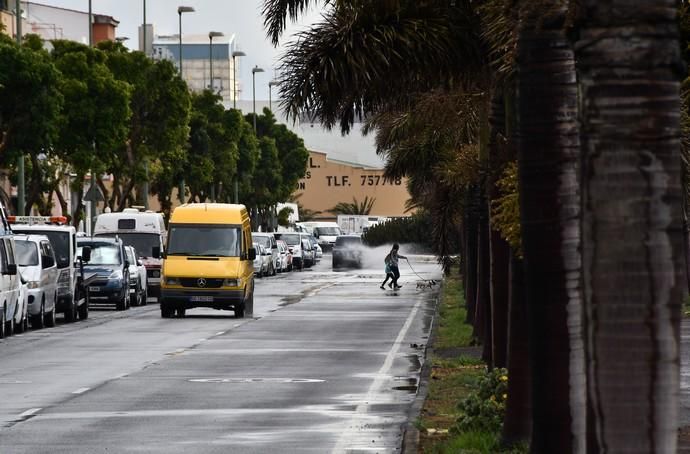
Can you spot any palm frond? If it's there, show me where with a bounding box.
[262,0,331,45]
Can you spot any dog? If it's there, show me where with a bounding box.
[416,280,438,289]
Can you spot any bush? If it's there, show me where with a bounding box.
[362,212,434,249]
[454,368,508,433]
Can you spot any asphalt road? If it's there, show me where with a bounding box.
[0,253,442,453]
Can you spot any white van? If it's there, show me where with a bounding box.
[296,221,342,252]
[94,209,166,300]
[10,216,86,322]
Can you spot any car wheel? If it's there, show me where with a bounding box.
[65,296,77,323]
[15,310,24,334]
[0,306,5,338]
[44,298,56,328]
[272,263,277,276]
[116,292,127,311]
[78,297,89,320]
[32,302,45,330]
[141,287,148,306]
[5,314,13,337]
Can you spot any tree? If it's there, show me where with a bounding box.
[51,40,131,224]
[0,34,63,213]
[576,1,683,451]
[328,196,376,215]
[97,41,190,212]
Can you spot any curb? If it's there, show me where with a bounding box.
[400,286,444,453]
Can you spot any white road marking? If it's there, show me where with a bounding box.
[198,338,207,342]
[19,408,41,418]
[114,373,128,379]
[72,387,90,394]
[215,331,225,336]
[331,297,423,454]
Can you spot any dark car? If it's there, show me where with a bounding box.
[77,237,130,310]
[332,235,364,269]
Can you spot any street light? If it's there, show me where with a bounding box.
[208,31,224,93]
[115,36,129,43]
[268,79,280,112]
[177,6,194,79]
[252,66,264,132]
[231,50,246,109]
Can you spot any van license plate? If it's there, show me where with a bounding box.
[190,296,213,302]
[89,286,100,292]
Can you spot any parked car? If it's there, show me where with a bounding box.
[332,235,365,269]
[14,271,28,333]
[275,233,307,270]
[302,237,315,268]
[125,246,147,306]
[311,237,323,261]
[252,232,278,276]
[276,239,292,272]
[14,234,59,329]
[77,237,130,311]
[253,243,267,278]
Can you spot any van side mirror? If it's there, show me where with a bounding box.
[3,263,16,276]
[152,246,161,259]
[80,246,91,263]
[248,247,256,261]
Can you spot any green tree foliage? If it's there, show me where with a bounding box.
[249,137,283,229]
[97,41,190,213]
[0,34,63,212]
[328,196,375,215]
[50,40,131,223]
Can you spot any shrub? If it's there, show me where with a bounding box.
[454,367,508,433]
[362,212,434,249]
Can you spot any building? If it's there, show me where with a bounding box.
[150,32,240,106]
[18,2,118,45]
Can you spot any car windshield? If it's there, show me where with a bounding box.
[315,227,341,236]
[253,236,271,249]
[80,244,121,266]
[336,236,362,247]
[15,240,38,266]
[167,225,241,257]
[280,233,301,246]
[14,229,70,268]
[97,232,159,258]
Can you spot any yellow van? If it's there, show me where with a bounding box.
[160,203,256,318]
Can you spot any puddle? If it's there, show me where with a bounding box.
[392,377,418,393]
[407,354,422,373]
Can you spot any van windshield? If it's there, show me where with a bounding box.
[14,229,70,269]
[315,227,341,236]
[97,232,159,258]
[15,240,38,266]
[280,233,301,246]
[253,236,271,249]
[167,225,241,257]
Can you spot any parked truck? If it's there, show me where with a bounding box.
[336,215,389,235]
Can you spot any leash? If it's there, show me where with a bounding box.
[405,258,431,282]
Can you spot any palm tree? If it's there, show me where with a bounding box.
[576,1,683,451]
[328,196,375,215]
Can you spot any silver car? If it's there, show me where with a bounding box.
[14,234,58,329]
[125,246,147,306]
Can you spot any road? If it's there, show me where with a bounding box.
[0,253,442,453]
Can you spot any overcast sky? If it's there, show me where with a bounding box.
[30,0,324,100]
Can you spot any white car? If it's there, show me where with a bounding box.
[276,240,290,272]
[14,234,58,329]
[125,246,147,306]
[13,270,28,333]
[252,232,278,276]
[253,243,268,277]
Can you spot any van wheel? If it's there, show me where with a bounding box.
[160,301,174,318]
[0,306,5,338]
[175,308,186,318]
[65,297,77,323]
[78,298,89,320]
[32,302,45,329]
[244,286,254,317]
[44,298,56,328]
[234,304,245,319]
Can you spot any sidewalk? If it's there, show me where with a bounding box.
[680,318,690,452]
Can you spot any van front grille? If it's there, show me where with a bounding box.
[180,278,224,288]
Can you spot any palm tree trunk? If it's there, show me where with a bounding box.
[464,190,479,325]
[502,254,532,446]
[517,5,585,452]
[576,2,683,451]
[477,194,493,366]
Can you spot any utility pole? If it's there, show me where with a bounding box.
[16,0,24,215]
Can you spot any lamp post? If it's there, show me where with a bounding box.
[15,0,24,215]
[251,66,264,132]
[268,79,280,112]
[177,6,194,79]
[208,31,224,93]
[231,50,245,109]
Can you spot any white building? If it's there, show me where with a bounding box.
[150,32,240,106]
[19,1,118,44]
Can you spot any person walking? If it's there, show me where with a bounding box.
[387,243,407,289]
[380,254,395,289]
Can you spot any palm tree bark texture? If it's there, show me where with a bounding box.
[576,1,684,452]
[517,4,586,453]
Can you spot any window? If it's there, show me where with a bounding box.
[117,219,136,230]
[80,244,121,266]
[167,225,241,257]
[15,241,38,266]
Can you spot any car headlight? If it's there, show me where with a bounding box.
[58,270,71,285]
[223,279,240,287]
[27,281,40,289]
[109,270,123,280]
[165,277,180,285]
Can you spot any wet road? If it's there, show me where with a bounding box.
[0,254,442,453]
